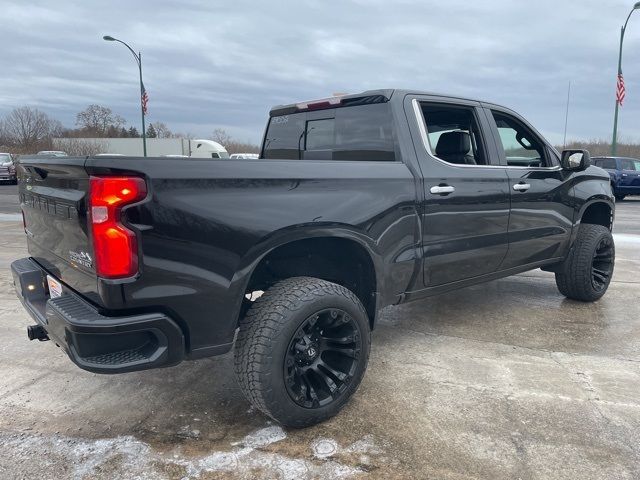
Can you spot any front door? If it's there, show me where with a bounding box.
[409,98,511,287]
[484,107,574,269]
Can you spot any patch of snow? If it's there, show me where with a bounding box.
[1,426,381,480]
[311,438,339,458]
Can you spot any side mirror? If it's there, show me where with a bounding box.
[561,149,591,171]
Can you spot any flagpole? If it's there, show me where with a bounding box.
[138,51,147,157]
[102,35,147,157]
[563,81,571,148]
[612,26,624,156]
[611,3,640,156]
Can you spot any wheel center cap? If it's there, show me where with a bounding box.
[307,346,317,358]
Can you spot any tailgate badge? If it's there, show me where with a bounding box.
[69,250,93,268]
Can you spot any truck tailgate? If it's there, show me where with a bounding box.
[18,157,98,300]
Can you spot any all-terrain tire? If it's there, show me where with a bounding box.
[555,224,615,302]
[234,276,371,428]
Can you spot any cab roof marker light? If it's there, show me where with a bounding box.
[296,96,344,111]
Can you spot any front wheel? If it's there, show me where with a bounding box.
[615,194,625,202]
[234,277,371,428]
[555,224,615,302]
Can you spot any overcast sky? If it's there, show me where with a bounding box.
[1,0,639,145]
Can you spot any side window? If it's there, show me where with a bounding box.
[596,159,617,169]
[419,103,489,166]
[620,158,640,171]
[491,111,550,167]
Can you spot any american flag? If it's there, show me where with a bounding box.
[616,73,626,106]
[141,83,149,115]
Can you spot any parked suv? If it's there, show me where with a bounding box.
[11,89,615,427]
[593,156,640,201]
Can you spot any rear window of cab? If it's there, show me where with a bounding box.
[262,103,396,161]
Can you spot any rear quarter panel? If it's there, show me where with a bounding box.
[85,157,420,355]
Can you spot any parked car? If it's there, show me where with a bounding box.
[230,153,259,159]
[36,150,68,157]
[12,89,615,427]
[0,153,16,184]
[592,156,640,201]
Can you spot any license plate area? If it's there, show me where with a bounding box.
[46,275,63,298]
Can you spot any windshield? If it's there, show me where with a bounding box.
[620,158,640,171]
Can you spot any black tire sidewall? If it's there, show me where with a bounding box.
[557,224,615,302]
[259,285,370,427]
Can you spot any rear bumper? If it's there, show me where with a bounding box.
[11,257,185,374]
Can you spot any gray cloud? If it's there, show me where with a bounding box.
[1,0,639,144]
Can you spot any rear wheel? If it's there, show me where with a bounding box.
[234,277,371,427]
[615,194,625,202]
[555,224,615,302]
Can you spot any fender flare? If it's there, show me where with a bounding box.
[226,224,385,325]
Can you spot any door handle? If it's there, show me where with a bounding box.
[512,183,531,192]
[430,185,455,195]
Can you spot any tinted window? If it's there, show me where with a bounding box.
[594,158,617,169]
[420,103,488,165]
[492,111,549,167]
[305,119,334,150]
[262,103,395,161]
[620,158,640,171]
[333,103,395,161]
[263,114,306,159]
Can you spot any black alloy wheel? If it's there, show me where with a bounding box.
[591,236,614,292]
[284,308,362,408]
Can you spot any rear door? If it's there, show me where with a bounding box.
[484,107,574,269]
[18,157,97,297]
[407,96,511,287]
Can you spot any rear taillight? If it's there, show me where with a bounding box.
[89,176,147,279]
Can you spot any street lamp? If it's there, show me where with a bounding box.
[611,2,640,156]
[103,35,148,157]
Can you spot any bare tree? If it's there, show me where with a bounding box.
[76,104,125,136]
[2,106,63,149]
[152,122,173,138]
[53,138,108,156]
[211,128,233,146]
[210,128,259,154]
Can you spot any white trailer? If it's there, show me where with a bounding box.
[52,138,229,158]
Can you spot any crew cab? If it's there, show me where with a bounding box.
[11,89,615,427]
[593,156,640,201]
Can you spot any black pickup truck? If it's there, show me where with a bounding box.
[11,89,615,427]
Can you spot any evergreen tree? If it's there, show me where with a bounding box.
[128,126,139,138]
[146,124,157,138]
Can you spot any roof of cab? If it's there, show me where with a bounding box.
[269,88,507,117]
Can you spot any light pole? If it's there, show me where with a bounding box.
[103,35,147,157]
[611,2,640,156]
